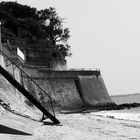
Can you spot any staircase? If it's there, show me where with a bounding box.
[0,49,60,124]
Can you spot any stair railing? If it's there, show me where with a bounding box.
[0,49,55,117]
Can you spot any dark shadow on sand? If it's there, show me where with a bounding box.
[0,124,32,135]
[43,122,54,125]
[43,121,62,126]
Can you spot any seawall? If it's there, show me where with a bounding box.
[0,51,115,114]
[76,75,114,107]
[22,66,115,111]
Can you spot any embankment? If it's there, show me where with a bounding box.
[76,75,114,107]
[23,78,83,111]
[22,66,115,111]
[0,58,115,115]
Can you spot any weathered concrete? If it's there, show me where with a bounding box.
[0,74,27,112]
[0,54,28,114]
[22,66,115,111]
[76,75,114,107]
[23,78,83,111]
[25,47,67,70]
[0,45,115,113]
[22,65,100,79]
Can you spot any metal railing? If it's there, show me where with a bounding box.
[68,68,100,71]
[23,63,100,72]
[0,49,55,117]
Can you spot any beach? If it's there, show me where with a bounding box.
[0,106,140,139]
[0,94,140,139]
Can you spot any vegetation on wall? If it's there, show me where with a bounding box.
[0,1,71,63]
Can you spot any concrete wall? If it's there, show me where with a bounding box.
[0,73,27,112]
[50,59,67,70]
[26,48,67,70]
[0,53,27,113]
[22,66,115,111]
[23,78,83,111]
[0,44,115,113]
[22,66,100,79]
[76,75,114,107]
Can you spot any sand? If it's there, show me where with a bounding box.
[0,107,140,140]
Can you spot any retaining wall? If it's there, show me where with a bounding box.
[76,75,114,107]
[22,66,115,111]
[23,78,83,111]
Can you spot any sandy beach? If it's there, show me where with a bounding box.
[0,106,140,140]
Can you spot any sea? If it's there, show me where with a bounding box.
[93,93,140,122]
[111,93,140,105]
[110,93,140,116]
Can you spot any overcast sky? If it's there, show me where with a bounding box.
[3,0,140,95]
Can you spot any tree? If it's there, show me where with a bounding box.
[0,1,71,59]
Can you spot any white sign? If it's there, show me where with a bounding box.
[17,47,25,61]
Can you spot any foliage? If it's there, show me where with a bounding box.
[0,1,71,59]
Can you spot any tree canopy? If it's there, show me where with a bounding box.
[0,1,71,61]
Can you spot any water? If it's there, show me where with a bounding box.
[111,93,140,105]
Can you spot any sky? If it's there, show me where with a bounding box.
[2,0,140,95]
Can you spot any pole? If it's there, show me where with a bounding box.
[0,22,5,68]
[0,64,60,124]
[0,22,2,51]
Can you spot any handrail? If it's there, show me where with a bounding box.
[22,63,100,72]
[0,49,55,116]
[68,68,100,71]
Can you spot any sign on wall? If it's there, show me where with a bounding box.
[17,47,25,61]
